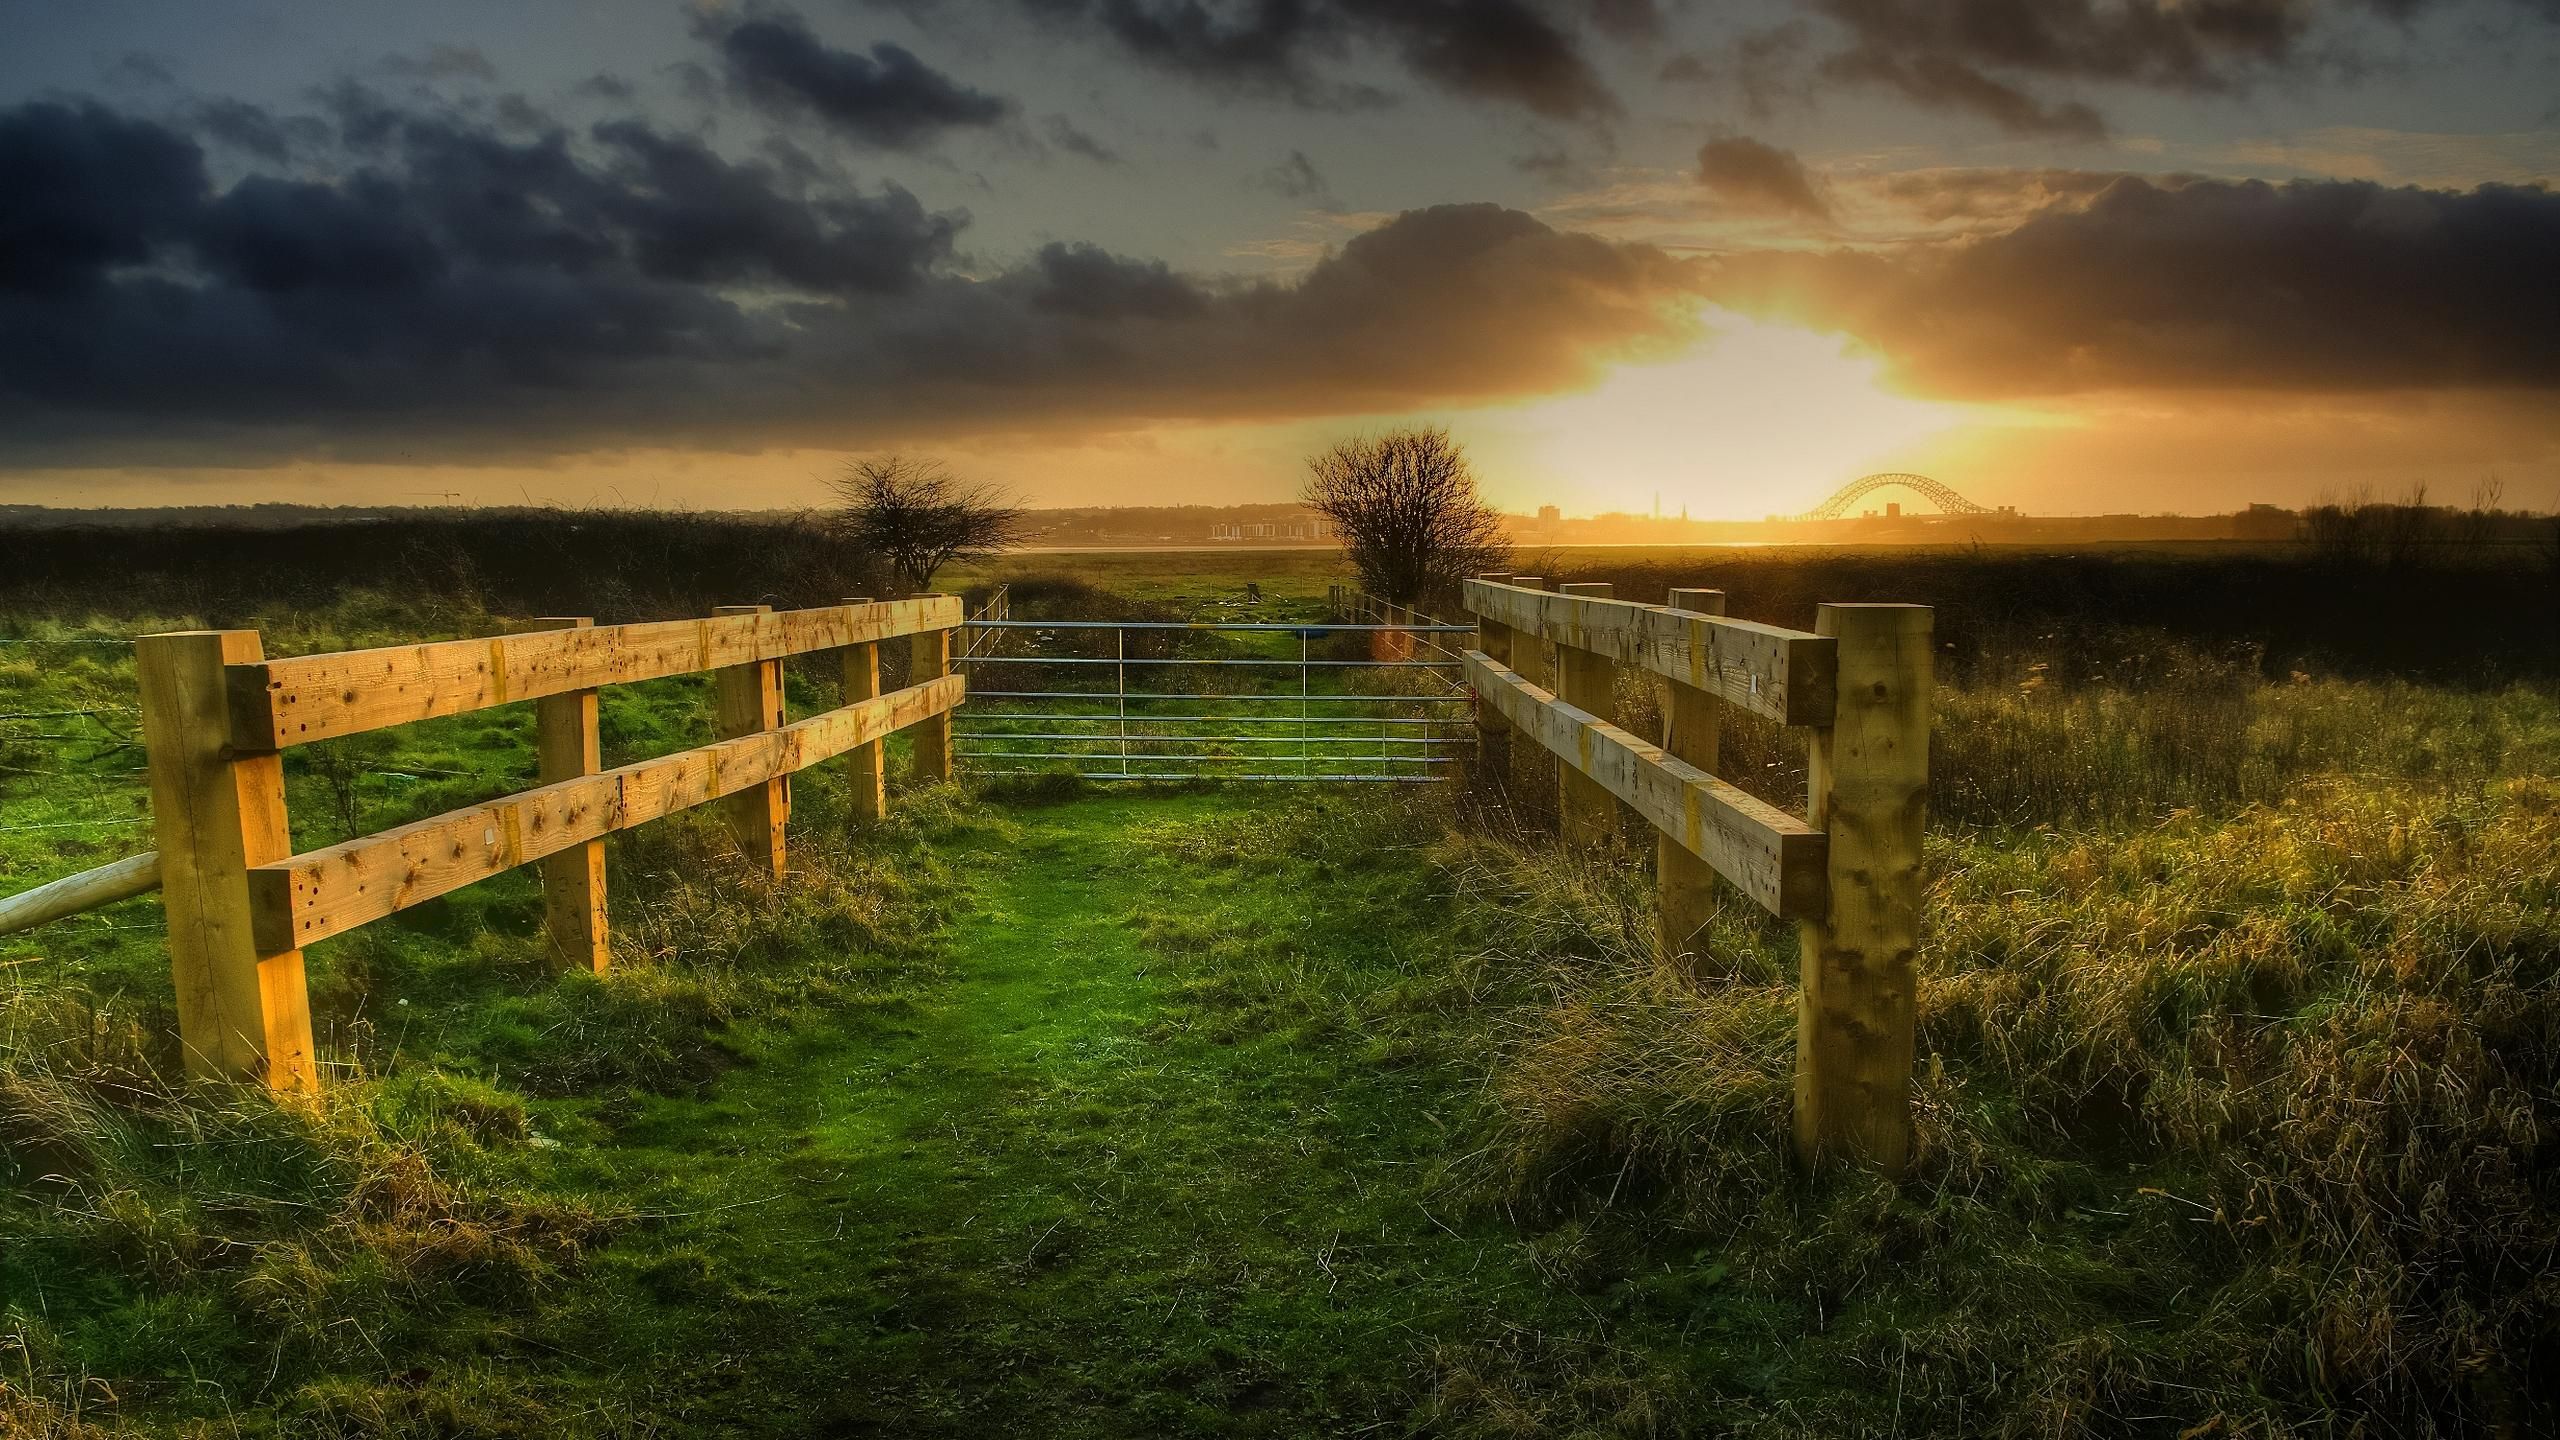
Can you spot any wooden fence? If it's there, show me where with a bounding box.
[1462,576,1932,1175]
[1,597,966,1093]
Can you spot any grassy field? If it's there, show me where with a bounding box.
[4,540,2556,1437]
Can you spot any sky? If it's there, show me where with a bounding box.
[2,0,2556,519]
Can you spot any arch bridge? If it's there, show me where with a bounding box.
[1802,473,1994,521]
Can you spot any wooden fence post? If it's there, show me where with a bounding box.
[910,599,954,783]
[712,604,788,876]
[840,597,887,822]
[1470,574,1514,782]
[1658,587,1727,979]
[1505,576,1550,805]
[1553,582,1620,848]
[1506,577,1548,687]
[532,617,610,972]
[136,630,318,1091]
[1795,602,1933,1175]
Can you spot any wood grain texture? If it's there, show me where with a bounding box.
[909,602,953,784]
[840,597,887,822]
[1553,583,1622,848]
[530,618,610,972]
[1794,602,1932,1176]
[713,605,788,876]
[1468,574,1516,779]
[1466,652,1824,919]
[1461,579,1833,725]
[1657,587,1728,976]
[229,597,964,749]
[138,631,317,1092]
[0,850,161,938]
[248,674,965,952]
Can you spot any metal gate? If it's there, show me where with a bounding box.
[954,609,1477,783]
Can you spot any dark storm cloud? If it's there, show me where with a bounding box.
[1024,242,1208,317]
[0,94,963,457]
[1807,0,2560,138]
[1710,175,2560,394]
[1822,50,2106,138]
[909,202,1696,418]
[16,75,2550,470]
[1661,23,1813,119]
[0,94,1694,462]
[696,6,1013,148]
[0,99,207,292]
[1696,136,1831,220]
[1008,0,1620,119]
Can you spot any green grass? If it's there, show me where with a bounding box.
[5,575,2556,1438]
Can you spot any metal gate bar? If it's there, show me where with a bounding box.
[955,616,1474,784]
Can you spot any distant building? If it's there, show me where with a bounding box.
[1536,504,1561,524]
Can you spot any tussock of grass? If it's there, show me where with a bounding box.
[1438,776,2560,1437]
[0,983,604,1436]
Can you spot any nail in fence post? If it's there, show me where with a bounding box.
[136,630,318,1091]
[912,597,955,783]
[841,597,887,822]
[1795,602,1933,1175]
[1553,582,1620,849]
[531,617,610,972]
[712,604,788,876]
[1657,588,1728,980]
[1469,574,1515,783]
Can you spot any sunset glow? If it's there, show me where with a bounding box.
[1484,310,2005,518]
[0,3,2552,510]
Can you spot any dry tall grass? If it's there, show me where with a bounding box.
[1438,665,2560,1437]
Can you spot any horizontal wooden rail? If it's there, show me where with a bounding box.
[230,597,965,749]
[249,673,964,952]
[1465,652,1825,919]
[0,850,162,937]
[1461,579,1833,725]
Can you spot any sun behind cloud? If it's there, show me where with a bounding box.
[1475,308,2023,519]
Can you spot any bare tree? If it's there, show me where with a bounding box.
[1302,428,1508,608]
[828,455,1022,595]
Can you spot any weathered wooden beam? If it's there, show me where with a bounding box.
[1466,652,1824,919]
[228,597,964,750]
[0,851,161,938]
[248,675,964,952]
[1657,587,1728,976]
[530,617,610,972]
[1460,578,1832,726]
[713,605,788,876]
[840,597,887,822]
[1553,582,1623,848]
[1468,574,1516,781]
[910,601,953,784]
[139,631,318,1092]
[1794,603,1931,1178]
